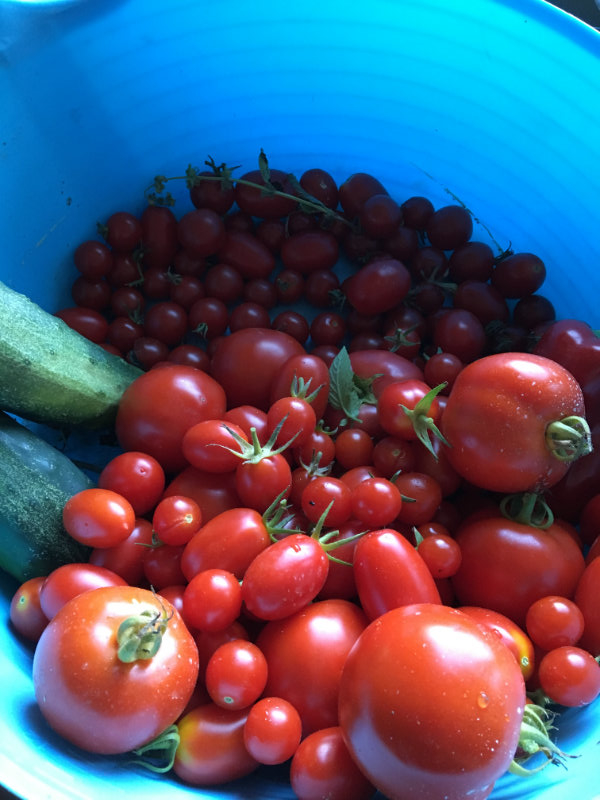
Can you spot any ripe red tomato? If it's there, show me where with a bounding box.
[182,568,242,633]
[538,645,600,707]
[62,488,136,548]
[116,365,227,473]
[459,605,536,681]
[174,703,259,785]
[10,576,48,642]
[210,328,305,410]
[98,451,165,516]
[451,514,586,628]
[338,603,526,800]
[574,557,600,656]
[256,599,368,735]
[243,696,302,765]
[441,352,590,493]
[39,562,127,620]
[89,517,154,586]
[205,639,268,710]
[32,586,199,754]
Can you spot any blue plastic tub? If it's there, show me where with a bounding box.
[1,1,600,798]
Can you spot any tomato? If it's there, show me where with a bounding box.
[280,230,340,274]
[241,534,329,620]
[177,207,226,257]
[300,476,352,527]
[152,495,202,546]
[338,604,526,800]
[243,696,302,765]
[235,451,292,513]
[344,257,411,315]
[417,532,462,579]
[74,239,114,280]
[205,640,268,710]
[10,576,48,642]
[142,543,186,590]
[180,506,271,581]
[377,379,445,446]
[217,229,276,280]
[210,328,305,411]
[140,204,179,270]
[182,419,249,473]
[334,428,374,471]
[182,569,242,633]
[459,605,535,681]
[451,513,586,628]
[393,471,443,526]
[98,452,165,516]
[143,300,188,346]
[338,171,388,219]
[266,396,317,449]
[574,556,600,656]
[71,276,111,311]
[32,586,199,754]
[350,476,403,528]
[62,488,135,549]
[290,726,376,800]
[441,352,590,493]
[538,646,600,707]
[349,349,423,397]
[256,599,368,735]
[39,563,127,620]
[89,517,154,586]
[54,307,108,343]
[353,529,441,620]
[116,365,227,474]
[174,703,258,785]
[426,204,473,250]
[189,170,236,215]
[163,466,240,523]
[525,595,585,651]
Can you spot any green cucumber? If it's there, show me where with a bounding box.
[0,280,142,429]
[0,412,93,582]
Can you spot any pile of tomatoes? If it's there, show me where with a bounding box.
[9,155,600,800]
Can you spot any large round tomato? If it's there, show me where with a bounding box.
[115,365,227,474]
[32,586,199,754]
[338,603,526,800]
[440,352,590,493]
[209,328,305,410]
[451,513,586,628]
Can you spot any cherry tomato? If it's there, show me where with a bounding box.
[163,466,240,523]
[538,645,600,707]
[338,604,526,800]
[182,419,249,473]
[417,532,462,579]
[266,396,317,449]
[459,605,535,681]
[574,557,600,656]
[205,639,268,710]
[525,595,585,651]
[182,568,242,633]
[344,257,411,315]
[140,204,179,270]
[62,488,135,548]
[290,726,376,800]
[74,239,114,280]
[256,599,368,735]
[243,696,302,765]
[242,534,329,620]
[152,495,202,546]
[217,229,276,280]
[142,543,186,590]
[393,471,443,526]
[39,562,127,620]
[9,576,48,642]
[33,586,199,754]
[350,476,403,528]
[301,476,352,527]
[98,451,165,516]
[116,365,227,474]
[54,307,108,343]
[441,352,590,493]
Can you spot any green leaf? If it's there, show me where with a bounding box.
[328,347,363,422]
[258,148,272,186]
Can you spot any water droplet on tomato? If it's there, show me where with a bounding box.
[477,691,489,709]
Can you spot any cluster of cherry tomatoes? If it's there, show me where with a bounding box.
[9,155,600,800]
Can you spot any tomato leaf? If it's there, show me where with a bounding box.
[328,347,363,422]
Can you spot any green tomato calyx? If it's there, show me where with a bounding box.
[545,415,592,462]
[117,599,172,663]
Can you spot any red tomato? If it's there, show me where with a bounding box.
[205,640,268,710]
[525,595,585,651]
[290,726,376,800]
[533,318,600,387]
[338,604,526,800]
[98,451,165,515]
[243,696,302,765]
[256,599,368,735]
[241,534,329,620]
[39,563,127,620]
[174,703,259,785]
[459,605,536,681]
[441,353,590,493]
[9,577,48,642]
[62,488,135,548]
[180,506,271,581]
[353,529,441,620]
[89,517,154,586]
[235,452,292,513]
[574,557,600,656]
[116,365,227,474]
[538,645,600,707]
[210,328,305,411]
[32,586,199,754]
[451,514,586,628]
[152,495,202,546]
[349,349,423,397]
[182,419,249,473]
[182,569,242,633]
[344,257,411,315]
[163,466,240,524]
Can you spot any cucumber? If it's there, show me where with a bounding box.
[0,280,142,429]
[0,412,93,582]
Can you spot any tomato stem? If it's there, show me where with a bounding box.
[545,415,592,462]
[116,600,171,663]
[510,703,577,775]
[499,492,554,530]
[398,382,449,460]
[128,724,180,773]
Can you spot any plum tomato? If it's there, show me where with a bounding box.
[338,603,526,800]
[32,586,199,754]
[39,563,127,621]
[62,488,135,548]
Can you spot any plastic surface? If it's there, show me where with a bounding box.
[1,0,600,798]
